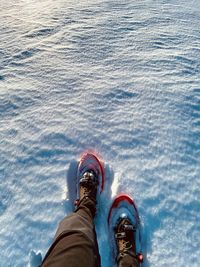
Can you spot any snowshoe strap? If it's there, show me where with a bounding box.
[80,177,93,184]
[115,232,126,239]
[117,251,143,264]
[117,250,138,263]
[80,177,96,186]
[115,224,136,239]
[123,224,137,231]
[79,172,99,187]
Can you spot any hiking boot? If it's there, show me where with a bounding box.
[115,216,143,265]
[79,170,99,202]
[75,169,99,217]
[75,153,103,216]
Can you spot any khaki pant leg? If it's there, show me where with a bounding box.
[41,200,101,267]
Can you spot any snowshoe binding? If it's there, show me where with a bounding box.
[108,195,143,266]
[75,152,104,213]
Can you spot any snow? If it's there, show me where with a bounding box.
[0,0,200,266]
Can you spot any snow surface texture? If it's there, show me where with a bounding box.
[0,0,200,266]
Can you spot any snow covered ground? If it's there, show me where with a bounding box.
[0,0,200,266]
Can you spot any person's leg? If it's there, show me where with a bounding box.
[41,153,102,267]
[41,197,101,267]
